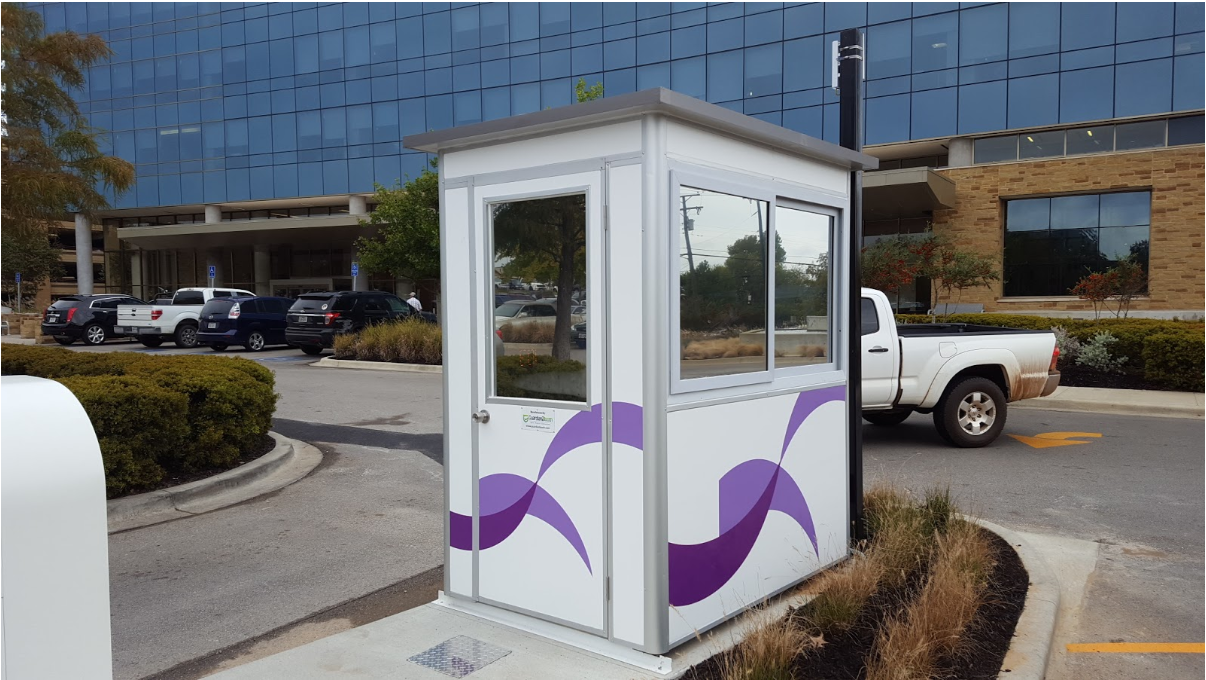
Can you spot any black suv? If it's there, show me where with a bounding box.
[285,291,433,355]
[42,294,147,345]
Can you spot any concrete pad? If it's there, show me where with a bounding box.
[205,601,666,680]
[1015,531,1101,680]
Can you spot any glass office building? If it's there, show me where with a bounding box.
[34,2,1206,313]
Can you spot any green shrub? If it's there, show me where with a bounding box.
[893,313,1204,390]
[56,375,189,496]
[1076,332,1127,373]
[496,354,585,400]
[329,318,442,364]
[2,346,279,495]
[1143,333,1206,392]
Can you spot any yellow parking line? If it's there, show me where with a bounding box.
[1067,643,1205,654]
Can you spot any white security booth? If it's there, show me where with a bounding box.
[406,88,877,657]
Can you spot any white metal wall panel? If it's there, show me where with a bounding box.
[443,185,474,598]
[664,387,849,644]
[664,121,849,197]
[442,121,643,178]
[606,162,647,647]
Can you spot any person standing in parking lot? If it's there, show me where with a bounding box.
[406,292,423,312]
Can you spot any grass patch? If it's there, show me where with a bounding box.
[718,612,820,680]
[683,337,765,360]
[498,321,556,344]
[866,519,995,680]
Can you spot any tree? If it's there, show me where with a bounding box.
[1111,255,1147,318]
[354,160,441,284]
[0,230,60,308]
[2,4,134,300]
[861,236,923,295]
[928,248,1000,314]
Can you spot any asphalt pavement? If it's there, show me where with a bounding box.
[65,341,1203,680]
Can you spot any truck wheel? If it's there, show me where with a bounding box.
[863,410,911,427]
[933,377,1007,448]
[139,337,164,348]
[174,323,199,348]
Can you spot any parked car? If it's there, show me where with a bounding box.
[285,291,433,356]
[495,293,535,308]
[573,320,586,349]
[41,294,147,346]
[116,287,255,348]
[859,288,1060,448]
[197,296,294,352]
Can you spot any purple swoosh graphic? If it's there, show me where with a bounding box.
[668,384,845,607]
[449,402,644,573]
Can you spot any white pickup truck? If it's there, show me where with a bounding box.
[116,287,254,348]
[860,288,1060,448]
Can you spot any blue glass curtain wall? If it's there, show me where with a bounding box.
[33,1,1204,208]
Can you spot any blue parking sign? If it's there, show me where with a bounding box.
[351,262,359,277]
[14,272,20,283]
[208,265,216,278]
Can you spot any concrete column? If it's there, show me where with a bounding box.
[204,204,222,224]
[349,195,368,216]
[253,245,271,296]
[205,249,225,286]
[948,137,973,167]
[75,214,94,295]
[130,249,144,301]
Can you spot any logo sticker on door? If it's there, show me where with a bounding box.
[520,408,555,432]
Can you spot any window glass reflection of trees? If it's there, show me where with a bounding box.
[774,206,832,368]
[491,194,587,403]
[678,187,768,380]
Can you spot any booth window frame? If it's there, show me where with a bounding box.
[481,182,596,412]
[669,162,844,398]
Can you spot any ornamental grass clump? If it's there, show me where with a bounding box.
[865,519,995,680]
[718,613,815,680]
[498,321,556,344]
[332,318,442,364]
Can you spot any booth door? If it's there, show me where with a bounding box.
[472,172,608,634]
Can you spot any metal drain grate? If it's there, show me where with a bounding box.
[408,635,512,678]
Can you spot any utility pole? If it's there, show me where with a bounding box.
[680,193,702,275]
[838,28,867,542]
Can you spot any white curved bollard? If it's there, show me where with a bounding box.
[2,376,112,680]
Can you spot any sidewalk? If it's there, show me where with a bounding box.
[1014,385,1204,419]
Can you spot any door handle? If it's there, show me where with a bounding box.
[471,409,490,424]
[868,346,889,353]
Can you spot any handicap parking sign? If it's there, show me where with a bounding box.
[352,262,359,277]
[208,265,216,278]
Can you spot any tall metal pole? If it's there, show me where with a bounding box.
[838,28,866,542]
[680,194,699,275]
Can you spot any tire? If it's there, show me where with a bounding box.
[174,323,199,348]
[300,345,323,356]
[863,410,911,427]
[210,343,228,352]
[933,377,1007,448]
[82,324,107,345]
[54,336,75,346]
[139,337,164,348]
[245,331,267,352]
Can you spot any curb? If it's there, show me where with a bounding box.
[972,518,1060,680]
[1012,397,1203,420]
[107,432,323,533]
[313,357,443,374]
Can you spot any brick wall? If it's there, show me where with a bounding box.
[931,146,1205,313]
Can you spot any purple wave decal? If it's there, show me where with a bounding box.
[449,402,643,573]
[668,385,845,607]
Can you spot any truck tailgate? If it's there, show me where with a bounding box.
[117,306,154,324]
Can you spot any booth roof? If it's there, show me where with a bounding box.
[403,87,878,172]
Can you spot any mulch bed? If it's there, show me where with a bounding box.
[1057,364,1169,391]
[683,527,1029,680]
[131,433,277,497]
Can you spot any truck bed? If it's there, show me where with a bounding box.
[896,323,1050,337]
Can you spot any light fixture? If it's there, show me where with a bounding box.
[931,42,947,48]
[1086,130,1094,137]
[1026,136,1034,142]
